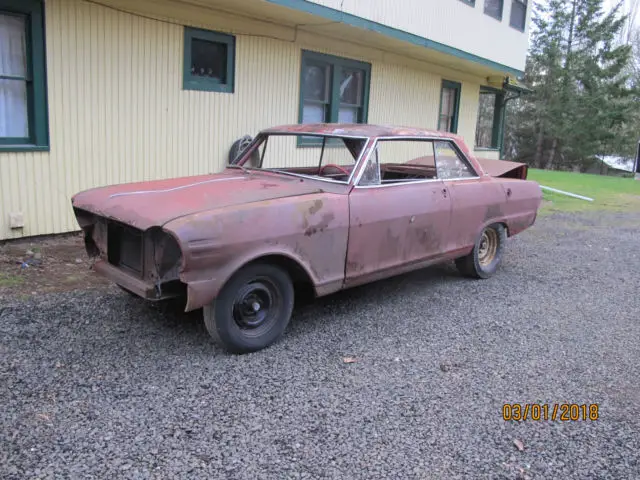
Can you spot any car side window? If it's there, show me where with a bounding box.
[359,146,381,186]
[357,139,438,186]
[434,141,476,179]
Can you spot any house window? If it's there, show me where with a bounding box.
[183,27,235,93]
[0,0,48,151]
[484,0,503,20]
[438,80,461,134]
[459,0,476,6]
[299,50,371,145]
[475,87,505,150]
[509,0,528,31]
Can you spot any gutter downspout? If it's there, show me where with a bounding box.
[498,76,534,160]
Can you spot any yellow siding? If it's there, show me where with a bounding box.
[0,0,495,239]
[473,150,502,160]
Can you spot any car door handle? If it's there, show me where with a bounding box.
[506,188,512,197]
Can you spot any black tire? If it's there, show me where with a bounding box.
[203,263,294,354]
[455,224,506,279]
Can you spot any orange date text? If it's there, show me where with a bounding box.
[502,403,599,422]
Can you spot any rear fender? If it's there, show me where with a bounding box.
[485,179,542,238]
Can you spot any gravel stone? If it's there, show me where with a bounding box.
[1,211,639,479]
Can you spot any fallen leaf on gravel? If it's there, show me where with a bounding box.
[513,439,525,451]
[36,413,50,422]
[342,356,358,363]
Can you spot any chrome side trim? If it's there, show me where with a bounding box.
[354,176,481,189]
[262,170,352,185]
[355,178,442,189]
[108,176,243,198]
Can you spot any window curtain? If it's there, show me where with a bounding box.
[0,13,29,138]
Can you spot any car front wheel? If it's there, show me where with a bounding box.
[455,223,506,279]
[203,263,294,354]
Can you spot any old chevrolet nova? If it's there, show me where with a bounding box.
[71,124,542,353]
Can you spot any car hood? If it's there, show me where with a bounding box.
[71,171,324,230]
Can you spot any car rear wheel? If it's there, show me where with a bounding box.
[455,224,506,279]
[203,263,294,354]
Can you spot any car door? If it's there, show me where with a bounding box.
[344,139,452,287]
[434,140,506,253]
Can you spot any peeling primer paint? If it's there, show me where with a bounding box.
[308,199,324,215]
[304,212,335,237]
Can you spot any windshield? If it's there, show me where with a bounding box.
[235,133,367,183]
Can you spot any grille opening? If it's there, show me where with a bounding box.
[107,222,144,275]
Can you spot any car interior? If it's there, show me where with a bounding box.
[249,134,476,184]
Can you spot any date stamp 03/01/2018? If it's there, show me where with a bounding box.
[502,403,600,422]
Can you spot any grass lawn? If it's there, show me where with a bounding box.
[527,168,640,214]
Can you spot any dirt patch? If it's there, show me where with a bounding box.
[0,232,111,300]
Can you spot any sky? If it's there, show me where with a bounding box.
[603,0,640,30]
[533,0,640,42]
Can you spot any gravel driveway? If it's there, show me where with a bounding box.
[2,211,640,479]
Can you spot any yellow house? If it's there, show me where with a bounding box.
[0,0,532,240]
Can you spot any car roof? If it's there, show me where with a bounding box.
[259,123,462,140]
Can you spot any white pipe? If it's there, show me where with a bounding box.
[540,185,594,202]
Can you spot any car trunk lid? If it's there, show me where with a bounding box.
[475,158,529,179]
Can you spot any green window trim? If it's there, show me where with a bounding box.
[0,0,49,152]
[183,27,235,93]
[437,80,461,134]
[298,50,371,147]
[475,86,506,155]
[484,0,504,21]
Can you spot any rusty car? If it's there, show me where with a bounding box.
[71,124,542,353]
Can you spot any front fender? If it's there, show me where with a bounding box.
[181,245,326,312]
[162,193,350,312]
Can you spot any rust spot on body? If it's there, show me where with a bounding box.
[304,212,334,236]
[308,199,323,215]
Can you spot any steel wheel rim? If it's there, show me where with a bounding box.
[478,229,498,267]
[232,278,282,336]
